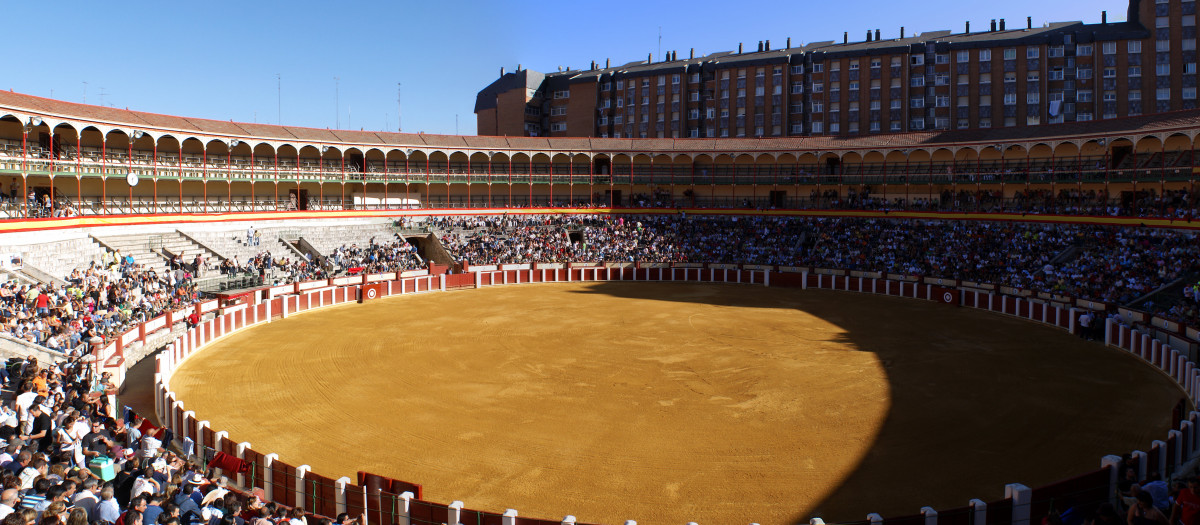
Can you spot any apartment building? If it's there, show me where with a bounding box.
[475,0,1196,138]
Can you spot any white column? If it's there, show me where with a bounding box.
[236,442,252,489]
[211,430,228,476]
[1132,450,1148,480]
[282,297,289,318]
[810,519,825,525]
[801,271,808,289]
[262,453,279,502]
[1152,440,1168,475]
[502,510,518,525]
[295,465,311,510]
[867,513,883,525]
[195,419,208,452]
[921,507,937,525]
[335,477,352,515]
[1006,483,1032,525]
[561,516,576,525]
[969,500,987,525]
[397,491,414,525]
[448,501,464,525]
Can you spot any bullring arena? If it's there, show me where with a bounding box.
[0,88,1199,525]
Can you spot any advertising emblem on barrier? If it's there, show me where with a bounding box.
[934,287,961,307]
[358,283,382,304]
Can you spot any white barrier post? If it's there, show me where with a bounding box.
[398,491,414,525]
[1006,483,1032,525]
[236,442,252,489]
[211,430,228,475]
[802,270,808,289]
[1169,430,1185,471]
[921,507,938,525]
[1152,440,1167,475]
[282,298,289,319]
[448,501,464,525]
[262,453,279,501]
[335,477,352,515]
[502,510,518,525]
[1132,450,1148,480]
[1101,455,1122,504]
[810,519,825,525]
[195,420,209,453]
[295,465,311,510]
[969,499,987,525]
[561,516,576,525]
[867,513,883,525]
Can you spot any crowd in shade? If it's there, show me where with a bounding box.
[432,214,1200,326]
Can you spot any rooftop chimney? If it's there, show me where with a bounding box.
[648,52,652,63]
[606,58,610,68]
[765,39,771,51]
[844,32,848,44]
[1000,18,1006,30]
[1102,10,1107,24]
[866,30,872,42]
[990,19,996,31]
[757,41,763,52]
[590,61,596,70]
[786,37,792,48]
[690,48,695,59]
[500,67,505,76]
[517,63,522,70]
[875,29,881,41]
[965,21,970,33]
[901,26,905,38]
[1027,16,1032,29]
[738,42,743,53]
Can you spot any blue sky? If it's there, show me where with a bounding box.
[5,1,1127,136]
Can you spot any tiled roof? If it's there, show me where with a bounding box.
[1,89,1197,155]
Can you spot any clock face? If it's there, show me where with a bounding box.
[126,172,138,187]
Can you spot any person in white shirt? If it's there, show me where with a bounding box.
[0,488,17,519]
[72,478,99,522]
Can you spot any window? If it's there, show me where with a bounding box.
[935,95,950,107]
[1077,113,1093,121]
[957,51,970,62]
[1158,88,1171,100]
[1102,42,1116,54]
[1026,47,1039,59]
[829,62,841,72]
[1049,68,1064,81]
[598,116,608,126]
[1156,16,1170,28]
[657,76,666,86]
[687,109,699,119]
[754,86,765,96]
[849,60,860,70]
[1049,46,1065,57]
[957,96,969,107]
[791,83,804,94]
[690,92,700,102]
[550,106,567,116]
[810,122,823,133]
[870,100,881,110]
[1004,93,1017,105]
[1077,90,1093,102]
[870,121,881,132]
[1129,66,1142,77]
[1103,68,1116,78]
[849,81,859,90]
[550,122,567,132]
[813,83,824,93]
[791,65,804,74]
[1027,71,1040,82]
[553,90,570,99]
[773,85,783,95]
[1185,15,1197,27]
[1157,63,1171,76]
[910,76,925,87]
[1188,63,1198,74]
[1003,48,1016,60]
[910,119,925,130]
[910,55,924,66]
[1129,90,1141,101]
[1185,88,1198,100]
[979,119,991,128]
[1078,44,1093,56]
[871,59,881,68]
[911,97,925,108]
[958,75,970,85]
[614,115,623,124]
[1103,91,1116,102]
[791,123,803,133]
[1027,92,1040,104]
[811,101,823,112]
[1158,40,1171,52]
[1026,115,1040,125]
[600,82,611,91]
[691,73,700,83]
[1186,39,1199,51]
[935,117,950,129]
[1128,41,1142,54]
[936,54,950,64]
[706,108,716,118]
[979,49,992,61]
[829,123,840,133]
[1077,68,1093,79]
[811,63,823,73]
[891,121,902,131]
[616,98,624,108]
[935,74,949,85]
[980,73,991,84]
[891,99,902,109]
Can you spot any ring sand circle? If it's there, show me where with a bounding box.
[167,281,1182,525]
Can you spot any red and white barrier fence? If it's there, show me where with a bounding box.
[141,262,1198,525]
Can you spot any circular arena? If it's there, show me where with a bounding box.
[163,281,1181,525]
[0,89,1197,525]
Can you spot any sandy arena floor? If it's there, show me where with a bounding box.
[166,282,1182,525]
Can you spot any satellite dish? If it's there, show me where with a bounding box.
[126,172,139,187]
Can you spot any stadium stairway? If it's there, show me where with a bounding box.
[91,231,221,276]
